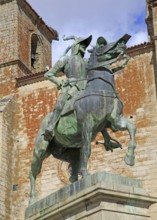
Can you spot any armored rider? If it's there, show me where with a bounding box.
[43,35,92,141]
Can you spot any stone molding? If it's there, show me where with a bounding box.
[25,172,157,220]
[16,71,46,87]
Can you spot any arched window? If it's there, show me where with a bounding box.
[31,33,42,72]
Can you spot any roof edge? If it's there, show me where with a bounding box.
[20,0,59,40]
[127,42,153,54]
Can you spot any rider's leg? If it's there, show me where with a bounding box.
[44,93,69,141]
[45,107,61,131]
[80,115,93,178]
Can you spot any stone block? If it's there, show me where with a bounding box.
[25,172,157,220]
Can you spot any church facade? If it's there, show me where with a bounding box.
[0,0,157,219]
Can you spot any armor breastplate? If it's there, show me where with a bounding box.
[65,55,86,79]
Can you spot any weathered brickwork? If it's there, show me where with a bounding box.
[12,80,65,219]
[0,95,16,220]
[0,65,18,99]
[0,0,58,219]
[0,0,157,220]
[0,0,18,98]
[0,0,18,65]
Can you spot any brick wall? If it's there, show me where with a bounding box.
[0,95,16,220]
[0,1,57,219]
[13,80,63,219]
[0,0,19,97]
[0,0,18,65]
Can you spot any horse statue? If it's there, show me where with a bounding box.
[29,34,136,205]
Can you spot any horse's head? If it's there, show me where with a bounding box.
[88,34,131,70]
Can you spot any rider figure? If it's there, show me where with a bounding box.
[43,35,92,141]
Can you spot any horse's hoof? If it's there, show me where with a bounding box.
[69,176,78,183]
[124,154,135,166]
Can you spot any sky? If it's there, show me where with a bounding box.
[27,0,148,64]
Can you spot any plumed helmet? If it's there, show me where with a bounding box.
[71,35,92,55]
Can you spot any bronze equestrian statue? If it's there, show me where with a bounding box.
[29,34,136,205]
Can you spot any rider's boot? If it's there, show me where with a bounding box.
[44,109,61,141]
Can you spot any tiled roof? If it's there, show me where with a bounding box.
[127,42,153,53]
[16,71,46,87]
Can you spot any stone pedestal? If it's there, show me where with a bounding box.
[25,172,157,220]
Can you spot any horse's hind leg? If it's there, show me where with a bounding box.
[69,160,79,183]
[116,115,136,166]
[80,119,93,178]
[29,139,50,205]
[69,149,80,183]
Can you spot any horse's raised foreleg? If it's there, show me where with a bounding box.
[29,138,50,205]
[116,115,136,166]
[124,118,136,166]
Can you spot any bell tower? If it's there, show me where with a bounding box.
[0,1,58,219]
[0,0,58,97]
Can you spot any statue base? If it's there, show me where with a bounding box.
[25,172,157,220]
